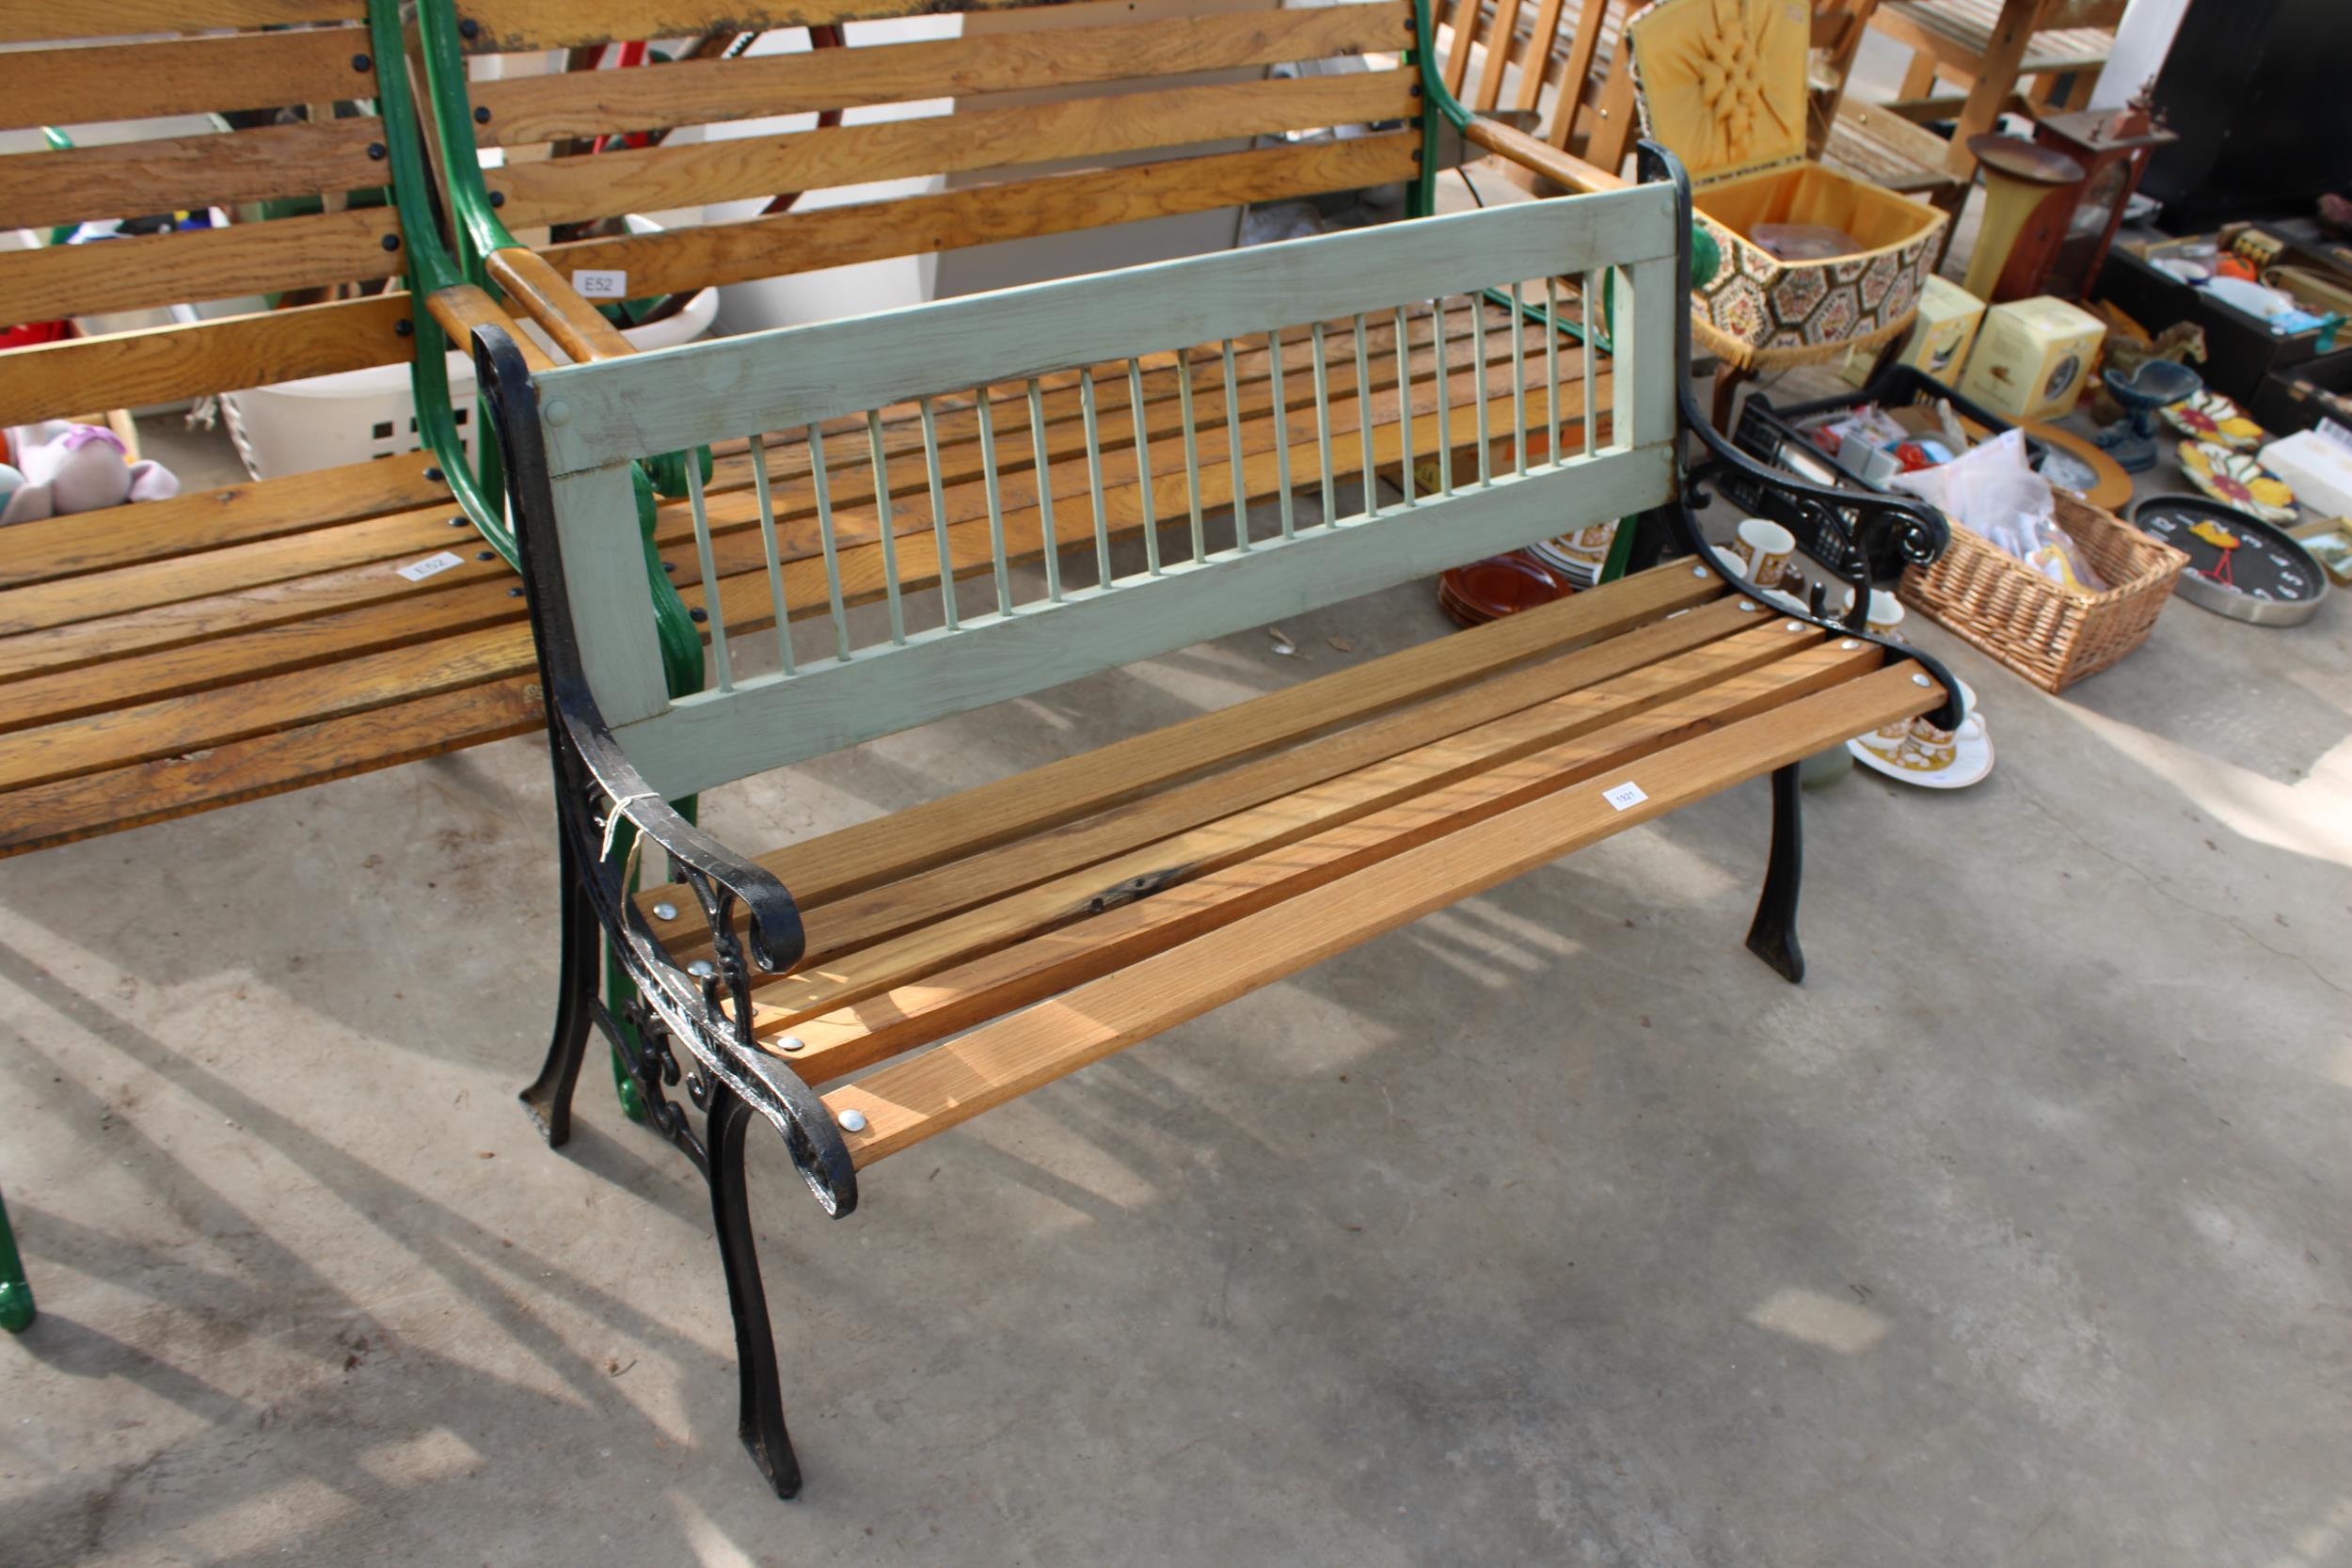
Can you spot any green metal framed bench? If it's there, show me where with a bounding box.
[472,96,1962,1492]
[0,1,575,855]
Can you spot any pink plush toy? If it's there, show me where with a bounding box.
[0,421,180,525]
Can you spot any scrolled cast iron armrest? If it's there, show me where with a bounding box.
[1682,414,1952,592]
[1630,139,1963,731]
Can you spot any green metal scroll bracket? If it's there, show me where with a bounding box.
[377,0,705,1122]
[0,1183,33,1334]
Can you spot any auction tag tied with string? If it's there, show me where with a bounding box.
[571,269,628,301]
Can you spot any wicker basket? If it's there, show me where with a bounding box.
[1898,491,2187,692]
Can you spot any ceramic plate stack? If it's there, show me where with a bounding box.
[1524,520,1620,589]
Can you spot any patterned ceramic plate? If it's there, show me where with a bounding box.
[2176,441,2297,523]
[2161,390,2268,451]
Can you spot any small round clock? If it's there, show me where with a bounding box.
[2129,494,2329,626]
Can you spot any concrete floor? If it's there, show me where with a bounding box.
[8,152,2352,1568]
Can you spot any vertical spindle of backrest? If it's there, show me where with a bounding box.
[1220,341,1248,549]
[1432,296,1454,495]
[1127,360,1160,577]
[683,450,733,691]
[866,411,906,646]
[1267,328,1294,540]
[1177,347,1206,562]
[1025,378,1060,601]
[1510,282,1528,476]
[919,398,958,632]
[1581,269,1599,457]
[1392,306,1415,509]
[975,388,1014,616]
[805,424,852,661]
[1079,368,1114,586]
[747,432,796,675]
[1545,277,1563,464]
[1352,314,1374,517]
[1470,297,1492,486]
[1311,323,1336,524]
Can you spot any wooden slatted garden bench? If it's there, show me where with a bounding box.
[0,0,564,856]
[471,61,1963,1489]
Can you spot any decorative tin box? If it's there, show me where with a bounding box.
[1625,0,1949,370]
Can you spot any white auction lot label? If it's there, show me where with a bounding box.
[396,550,465,582]
[1601,781,1647,811]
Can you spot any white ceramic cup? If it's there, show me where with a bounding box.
[1732,517,1795,587]
[1838,585,1907,641]
[1888,678,1981,770]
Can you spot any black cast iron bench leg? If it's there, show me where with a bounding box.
[705,1076,805,1498]
[521,832,600,1148]
[1745,763,1805,984]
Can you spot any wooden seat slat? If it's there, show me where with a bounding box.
[654,594,1759,973]
[763,628,1879,1085]
[662,595,1749,970]
[640,563,1714,936]
[723,610,1817,1031]
[824,665,1936,1165]
[0,449,442,591]
[0,677,541,859]
[467,2,1412,146]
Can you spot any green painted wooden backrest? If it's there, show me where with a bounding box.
[525,182,1682,800]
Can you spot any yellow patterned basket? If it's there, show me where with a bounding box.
[1627,0,1948,371]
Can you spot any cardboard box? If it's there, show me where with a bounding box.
[1958,296,2106,421]
[1837,275,1985,388]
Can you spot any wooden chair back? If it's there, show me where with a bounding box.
[1436,0,1637,175]
[0,2,425,429]
[428,0,1423,308]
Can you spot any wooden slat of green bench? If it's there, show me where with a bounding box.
[733,611,1822,1033]
[494,72,1416,229]
[0,118,393,234]
[537,136,1418,304]
[0,676,541,858]
[823,663,1936,1165]
[766,629,1881,1085]
[0,205,402,328]
[0,0,360,44]
[0,449,444,591]
[0,24,372,133]
[467,2,1412,145]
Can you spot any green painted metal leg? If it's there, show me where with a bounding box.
[0,1184,33,1334]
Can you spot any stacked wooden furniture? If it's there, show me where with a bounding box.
[1438,0,1643,183]
[1808,0,1969,231]
[0,1,546,855]
[1873,0,2124,172]
[454,0,1962,1484]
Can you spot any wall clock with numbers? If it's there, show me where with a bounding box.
[2128,495,2328,626]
